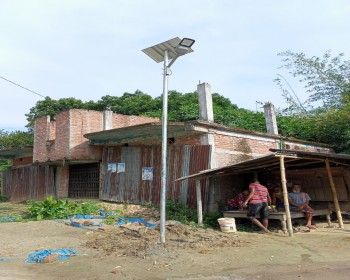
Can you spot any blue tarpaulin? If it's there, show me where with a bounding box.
[71,214,102,219]
[99,210,121,218]
[0,216,18,223]
[116,217,156,227]
[26,249,77,263]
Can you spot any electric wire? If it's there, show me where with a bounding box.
[0,75,46,98]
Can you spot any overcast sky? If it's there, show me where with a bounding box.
[1,0,349,131]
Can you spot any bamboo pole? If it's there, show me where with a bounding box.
[325,159,344,228]
[196,179,203,227]
[279,155,294,237]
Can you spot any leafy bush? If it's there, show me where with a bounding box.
[0,194,9,202]
[166,199,197,225]
[203,211,222,228]
[27,196,99,220]
[166,199,223,228]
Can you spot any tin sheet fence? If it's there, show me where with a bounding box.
[100,145,210,209]
[1,165,55,202]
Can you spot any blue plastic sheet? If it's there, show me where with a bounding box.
[68,210,155,228]
[69,218,86,228]
[0,216,18,223]
[72,214,102,219]
[99,210,107,218]
[26,249,77,263]
[99,210,121,218]
[68,218,102,228]
[116,217,156,227]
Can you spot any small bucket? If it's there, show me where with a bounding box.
[217,218,237,233]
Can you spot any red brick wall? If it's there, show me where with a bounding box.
[34,110,160,163]
[34,116,50,162]
[57,166,69,198]
[50,110,71,160]
[12,157,33,168]
[33,109,332,171]
[176,135,202,145]
[214,133,277,167]
[213,132,332,167]
[68,110,103,160]
[112,114,160,128]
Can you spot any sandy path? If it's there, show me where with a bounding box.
[1,220,350,279]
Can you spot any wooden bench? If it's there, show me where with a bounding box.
[223,209,332,233]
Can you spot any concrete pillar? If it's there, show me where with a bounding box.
[197,82,217,213]
[197,83,214,122]
[103,109,113,130]
[263,102,279,135]
[197,82,217,168]
[47,120,56,141]
[200,134,217,168]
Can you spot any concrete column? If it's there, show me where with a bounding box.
[44,115,51,142]
[103,109,113,130]
[197,82,217,168]
[197,82,217,213]
[200,134,217,168]
[263,102,279,135]
[197,83,214,122]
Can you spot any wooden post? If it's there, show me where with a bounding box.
[196,179,203,227]
[279,155,294,237]
[325,159,344,229]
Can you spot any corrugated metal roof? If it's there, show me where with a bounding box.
[174,149,350,182]
[0,147,33,159]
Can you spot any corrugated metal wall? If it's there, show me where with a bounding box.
[100,145,210,209]
[1,165,55,202]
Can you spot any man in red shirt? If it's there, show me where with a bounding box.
[243,178,271,233]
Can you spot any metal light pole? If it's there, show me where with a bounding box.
[142,37,195,243]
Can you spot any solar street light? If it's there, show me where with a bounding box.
[142,37,195,243]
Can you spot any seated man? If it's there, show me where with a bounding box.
[271,185,284,210]
[288,183,315,229]
[227,190,249,210]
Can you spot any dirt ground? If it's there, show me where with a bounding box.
[1,203,350,280]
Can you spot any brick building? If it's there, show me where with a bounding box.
[1,82,338,211]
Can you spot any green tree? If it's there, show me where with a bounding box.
[276,51,350,153]
[276,50,350,113]
[0,129,33,173]
[25,97,86,129]
[96,90,159,115]
[167,91,198,121]
[0,129,33,148]
[25,90,267,132]
[212,94,266,132]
